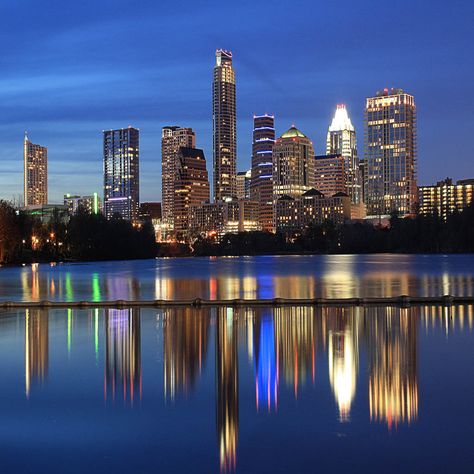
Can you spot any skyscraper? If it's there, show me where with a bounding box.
[272,126,315,199]
[161,126,196,224]
[103,127,140,221]
[326,104,361,204]
[365,88,417,216]
[250,114,275,231]
[174,147,210,240]
[213,49,237,201]
[24,133,48,206]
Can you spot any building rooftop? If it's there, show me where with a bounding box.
[281,126,307,139]
[302,188,324,198]
[328,104,354,132]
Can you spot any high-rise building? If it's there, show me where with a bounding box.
[103,127,140,221]
[250,114,275,231]
[174,147,210,240]
[24,133,48,207]
[213,49,237,201]
[161,126,196,224]
[272,126,315,199]
[314,154,346,197]
[364,88,417,217]
[419,178,474,219]
[326,105,361,204]
[236,170,251,200]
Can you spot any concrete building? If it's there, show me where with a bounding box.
[64,193,101,215]
[273,126,315,199]
[174,147,210,240]
[24,133,48,207]
[236,170,251,200]
[161,126,196,225]
[274,189,351,235]
[314,154,346,197]
[419,178,474,219]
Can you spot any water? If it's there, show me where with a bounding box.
[0,254,474,301]
[1,255,474,472]
[0,305,473,473]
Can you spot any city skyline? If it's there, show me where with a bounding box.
[1,0,472,203]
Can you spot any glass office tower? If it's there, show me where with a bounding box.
[103,127,140,221]
[364,88,417,217]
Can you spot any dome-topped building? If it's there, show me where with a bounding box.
[281,126,308,139]
[273,125,315,199]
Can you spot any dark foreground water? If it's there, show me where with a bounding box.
[0,254,474,301]
[0,305,473,473]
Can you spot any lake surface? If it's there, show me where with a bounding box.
[0,305,473,473]
[0,254,474,301]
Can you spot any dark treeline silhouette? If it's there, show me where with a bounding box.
[188,202,474,256]
[1,200,473,263]
[0,202,156,263]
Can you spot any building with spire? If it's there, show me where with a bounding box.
[24,132,48,207]
[326,104,361,204]
[213,49,237,201]
[364,88,417,217]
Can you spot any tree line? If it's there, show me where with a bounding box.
[190,203,474,256]
[1,200,473,264]
[0,201,156,263]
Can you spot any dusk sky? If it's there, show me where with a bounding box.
[1,0,473,203]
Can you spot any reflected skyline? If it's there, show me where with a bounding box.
[104,309,142,405]
[25,309,48,398]
[3,303,472,471]
[4,255,474,303]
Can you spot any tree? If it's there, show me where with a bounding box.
[0,200,20,262]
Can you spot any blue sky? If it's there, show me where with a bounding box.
[1,0,473,203]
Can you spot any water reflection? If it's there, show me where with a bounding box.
[163,308,210,400]
[25,309,48,398]
[104,309,141,405]
[5,255,474,302]
[216,308,239,472]
[366,307,418,428]
[4,304,472,471]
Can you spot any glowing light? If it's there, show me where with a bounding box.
[328,104,355,132]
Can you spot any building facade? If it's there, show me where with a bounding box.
[236,170,251,200]
[250,114,275,231]
[327,104,361,204]
[161,126,196,224]
[189,202,224,237]
[419,178,474,219]
[103,127,140,221]
[64,193,101,215]
[174,147,210,240]
[314,154,346,197]
[24,133,48,207]
[364,88,417,217]
[272,126,315,199]
[213,49,237,201]
[275,189,351,235]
